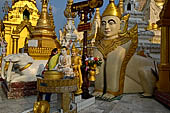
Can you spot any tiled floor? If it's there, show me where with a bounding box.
[0,83,169,113]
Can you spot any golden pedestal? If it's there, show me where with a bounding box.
[157,64,170,92]
[89,70,96,81]
[89,64,97,82]
[44,71,64,80]
[37,78,78,113]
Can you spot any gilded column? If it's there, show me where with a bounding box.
[12,34,19,54]
[157,0,170,92]
[119,0,124,14]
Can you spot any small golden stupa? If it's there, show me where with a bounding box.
[49,5,55,30]
[28,0,61,60]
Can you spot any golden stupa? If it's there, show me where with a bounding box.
[28,0,61,60]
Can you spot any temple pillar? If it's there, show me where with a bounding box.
[12,34,19,54]
[157,0,170,93]
[119,0,124,14]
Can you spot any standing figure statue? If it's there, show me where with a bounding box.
[71,44,83,95]
[93,0,156,100]
[56,46,74,78]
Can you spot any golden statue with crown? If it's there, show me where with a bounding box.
[71,44,83,95]
[92,0,156,100]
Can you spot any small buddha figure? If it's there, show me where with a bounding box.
[71,44,83,94]
[56,46,74,78]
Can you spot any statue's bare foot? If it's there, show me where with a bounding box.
[92,91,103,98]
[102,93,115,101]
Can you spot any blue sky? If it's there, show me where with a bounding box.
[0,0,119,37]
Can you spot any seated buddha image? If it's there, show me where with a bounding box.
[56,46,75,79]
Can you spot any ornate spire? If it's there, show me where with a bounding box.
[32,0,56,39]
[49,4,55,30]
[64,0,77,19]
[102,0,121,18]
[28,0,60,60]
[71,43,76,51]
[93,8,100,21]
[119,0,124,14]
[2,0,9,15]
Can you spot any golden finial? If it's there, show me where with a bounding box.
[94,8,100,20]
[102,0,121,18]
[49,4,55,29]
[49,4,52,13]
[64,0,77,19]
[71,43,76,52]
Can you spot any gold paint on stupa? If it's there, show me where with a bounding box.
[102,0,121,18]
[3,0,40,55]
[28,0,61,60]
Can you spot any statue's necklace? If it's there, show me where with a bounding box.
[96,36,130,59]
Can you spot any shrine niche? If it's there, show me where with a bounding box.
[12,20,34,54]
[3,0,40,55]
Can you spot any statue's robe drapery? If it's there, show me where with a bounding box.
[94,25,138,96]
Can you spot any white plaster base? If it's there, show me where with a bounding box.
[74,95,95,112]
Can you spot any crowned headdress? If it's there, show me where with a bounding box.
[71,43,77,52]
[102,0,121,18]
